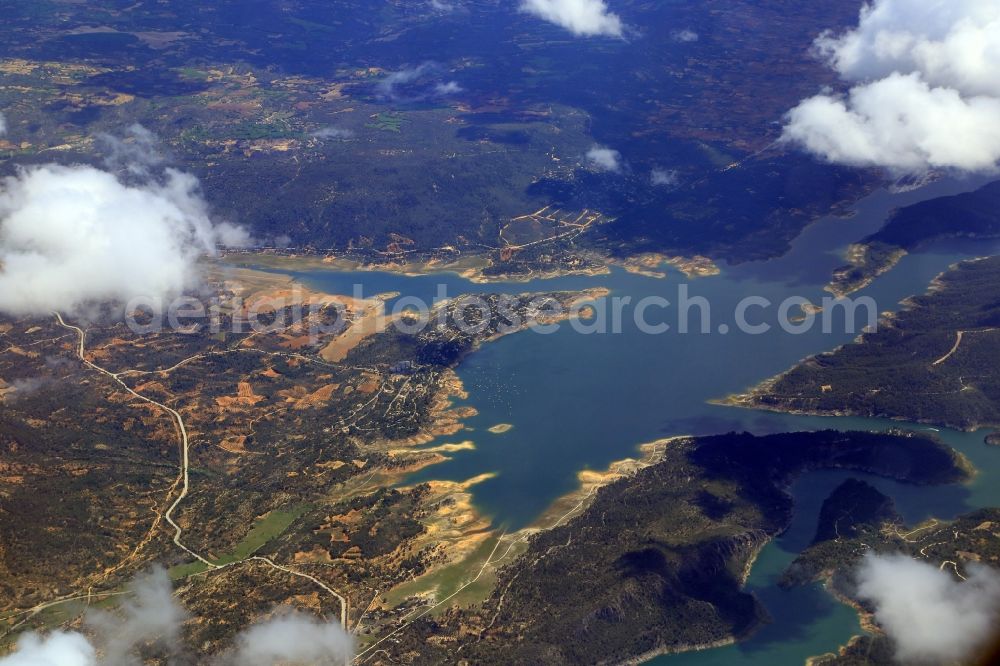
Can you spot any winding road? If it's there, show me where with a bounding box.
[46,313,349,629]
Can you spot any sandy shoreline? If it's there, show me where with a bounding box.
[717,390,998,434]
[219,251,605,284]
[517,437,685,537]
[616,636,739,666]
[221,249,722,285]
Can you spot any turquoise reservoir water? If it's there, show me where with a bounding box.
[270,175,1000,664]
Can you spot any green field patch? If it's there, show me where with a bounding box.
[169,504,309,579]
[211,505,310,565]
[176,67,210,81]
[366,112,407,133]
[383,534,516,612]
[167,560,211,580]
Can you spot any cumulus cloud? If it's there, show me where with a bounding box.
[434,80,463,95]
[814,0,1000,97]
[586,145,623,172]
[377,63,461,102]
[0,572,354,666]
[650,168,678,186]
[672,29,699,43]
[0,129,250,317]
[87,568,189,665]
[520,0,623,38]
[220,610,355,665]
[783,0,1000,174]
[856,553,1000,663]
[98,124,165,178]
[0,632,95,666]
[0,568,186,666]
[311,126,354,140]
[785,73,1000,173]
[0,112,7,137]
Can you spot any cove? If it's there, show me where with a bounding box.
[271,173,1000,664]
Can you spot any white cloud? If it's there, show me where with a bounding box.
[586,145,623,172]
[785,73,1000,173]
[311,126,355,140]
[0,572,354,666]
[221,611,355,665]
[783,0,1000,174]
[856,553,1000,663]
[0,159,249,316]
[378,64,430,98]
[98,124,165,178]
[672,29,699,43]
[0,632,95,666]
[0,568,185,666]
[650,168,678,186]
[434,80,463,95]
[816,0,1000,97]
[86,568,189,665]
[0,112,7,137]
[520,0,623,38]
[377,63,461,101]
